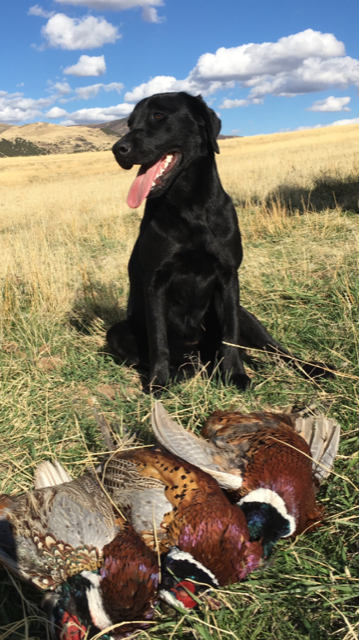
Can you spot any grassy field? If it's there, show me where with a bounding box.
[1,126,359,639]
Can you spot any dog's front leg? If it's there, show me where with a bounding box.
[144,277,170,393]
[217,273,251,390]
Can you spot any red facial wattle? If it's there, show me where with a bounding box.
[171,580,198,609]
[57,612,87,640]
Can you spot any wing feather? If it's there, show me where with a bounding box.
[151,402,243,490]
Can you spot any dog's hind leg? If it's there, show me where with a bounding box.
[238,306,335,380]
[106,319,141,366]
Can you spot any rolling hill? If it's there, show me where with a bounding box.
[81,117,129,137]
[0,121,120,158]
[0,115,239,158]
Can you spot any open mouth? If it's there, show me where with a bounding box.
[127,152,181,209]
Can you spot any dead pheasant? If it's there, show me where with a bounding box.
[0,469,159,639]
[151,402,340,556]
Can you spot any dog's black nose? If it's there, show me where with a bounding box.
[115,140,131,155]
[112,138,134,169]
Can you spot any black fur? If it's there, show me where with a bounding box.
[108,91,334,392]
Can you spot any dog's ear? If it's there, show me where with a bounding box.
[195,95,221,154]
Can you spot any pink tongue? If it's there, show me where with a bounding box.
[127,158,164,209]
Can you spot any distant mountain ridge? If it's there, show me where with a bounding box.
[0,117,239,158]
[0,123,13,135]
[82,118,240,139]
[78,117,129,137]
[218,134,241,139]
[0,121,118,158]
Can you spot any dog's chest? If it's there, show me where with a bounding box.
[167,248,224,305]
[173,247,218,276]
[164,249,220,336]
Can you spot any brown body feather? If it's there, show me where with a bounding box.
[100,448,263,586]
[203,411,323,534]
[101,521,159,624]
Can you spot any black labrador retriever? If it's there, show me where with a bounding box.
[108,91,333,391]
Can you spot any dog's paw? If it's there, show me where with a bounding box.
[145,368,170,395]
[300,361,336,380]
[231,372,252,391]
[144,383,164,397]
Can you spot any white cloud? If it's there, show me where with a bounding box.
[0,91,54,124]
[103,82,124,93]
[0,106,42,125]
[74,81,124,100]
[220,97,263,108]
[124,29,359,109]
[328,116,359,126]
[0,80,128,126]
[191,30,344,83]
[296,124,324,131]
[189,29,359,100]
[42,14,120,50]
[291,116,359,132]
[220,98,250,108]
[54,0,165,21]
[306,95,351,112]
[46,107,69,118]
[123,75,231,102]
[247,56,359,98]
[59,102,134,125]
[142,6,165,22]
[48,81,72,95]
[28,4,55,17]
[124,76,179,102]
[64,55,106,76]
[44,80,125,105]
[53,0,164,11]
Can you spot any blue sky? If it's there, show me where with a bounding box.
[1,0,359,135]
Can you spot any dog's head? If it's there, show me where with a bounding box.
[112,92,222,208]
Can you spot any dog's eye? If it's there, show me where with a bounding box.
[153,112,165,120]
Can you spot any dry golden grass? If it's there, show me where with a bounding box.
[221,123,359,200]
[0,151,139,331]
[0,149,119,186]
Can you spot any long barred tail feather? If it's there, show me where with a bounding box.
[294,413,340,482]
